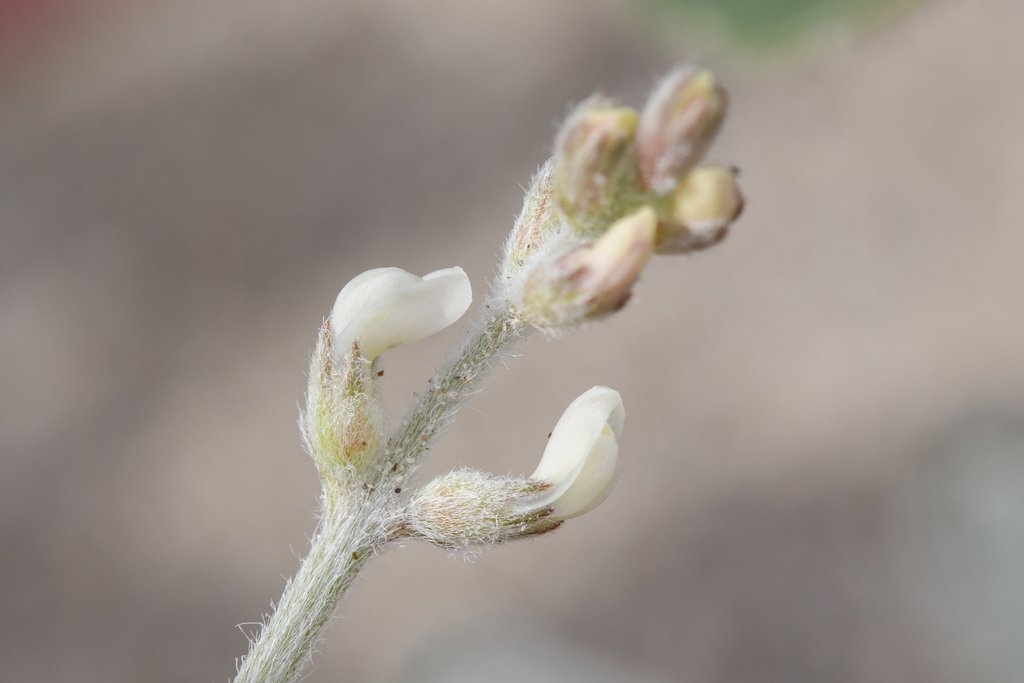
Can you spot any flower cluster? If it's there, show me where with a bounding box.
[235,64,745,683]
[303,261,625,544]
[301,63,742,548]
[511,65,744,331]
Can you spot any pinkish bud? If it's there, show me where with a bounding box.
[521,206,657,327]
[636,66,727,195]
[554,98,640,234]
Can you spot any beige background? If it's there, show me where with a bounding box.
[2,1,1023,681]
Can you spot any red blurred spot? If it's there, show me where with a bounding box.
[0,0,96,71]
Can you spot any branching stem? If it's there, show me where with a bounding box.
[389,295,526,484]
[231,63,739,683]
[233,292,526,683]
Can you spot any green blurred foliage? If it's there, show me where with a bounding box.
[653,0,917,49]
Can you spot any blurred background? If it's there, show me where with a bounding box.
[2,0,1023,681]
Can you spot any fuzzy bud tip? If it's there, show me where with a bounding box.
[637,66,727,195]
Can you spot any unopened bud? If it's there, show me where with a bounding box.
[554,99,640,234]
[636,66,727,195]
[656,166,744,254]
[521,206,656,328]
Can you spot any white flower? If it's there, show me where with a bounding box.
[519,386,625,520]
[401,387,625,549]
[330,266,472,361]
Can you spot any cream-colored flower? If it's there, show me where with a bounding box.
[330,266,472,361]
[519,386,624,520]
[402,386,625,549]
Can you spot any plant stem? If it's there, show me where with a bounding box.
[233,296,526,682]
[233,494,380,683]
[389,296,526,485]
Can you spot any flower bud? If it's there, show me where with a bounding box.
[554,99,641,234]
[656,166,744,254]
[330,266,472,362]
[636,66,727,195]
[517,386,624,520]
[521,207,656,328]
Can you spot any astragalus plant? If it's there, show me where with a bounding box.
[233,65,744,683]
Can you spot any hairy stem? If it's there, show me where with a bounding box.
[389,294,526,485]
[231,63,738,682]
[234,493,383,683]
[234,295,526,682]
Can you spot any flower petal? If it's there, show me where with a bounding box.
[549,423,619,519]
[522,386,624,517]
[330,266,472,360]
